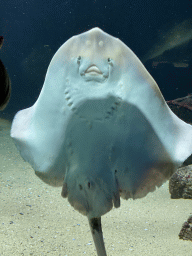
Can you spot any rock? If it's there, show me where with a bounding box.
[179,215,192,241]
[167,94,192,124]
[169,165,192,199]
[0,36,11,111]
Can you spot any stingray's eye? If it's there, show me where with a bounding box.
[79,184,83,190]
[88,182,91,189]
[77,56,81,64]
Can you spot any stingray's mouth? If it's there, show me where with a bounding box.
[85,65,103,75]
[80,64,109,82]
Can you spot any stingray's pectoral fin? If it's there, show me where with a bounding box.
[113,177,120,208]
[133,161,176,199]
[113,191,120,208]
[89,217,107,256]
[61,182,68,198]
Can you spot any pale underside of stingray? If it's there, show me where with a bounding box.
[11,27,192,256]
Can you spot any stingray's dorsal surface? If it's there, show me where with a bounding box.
[11,27,192,218]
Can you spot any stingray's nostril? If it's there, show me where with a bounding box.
[79,184,83,190]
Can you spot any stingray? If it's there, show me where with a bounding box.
[11,28,192,255]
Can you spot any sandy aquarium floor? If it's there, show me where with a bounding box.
[0,118,191,256]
